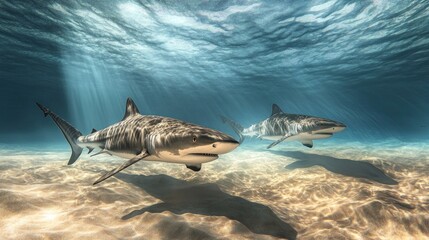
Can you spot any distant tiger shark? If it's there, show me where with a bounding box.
[37,98,239,185]
[222,104,346,149]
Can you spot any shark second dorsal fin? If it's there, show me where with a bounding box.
[122,98,140,120]
[271,104,283,116]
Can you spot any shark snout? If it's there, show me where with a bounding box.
[211,138,239,154]
[326,121,346,133]
[217,138,239,145]
[333,121,346,132]
[315,120,346,134]
[178,133,239,162]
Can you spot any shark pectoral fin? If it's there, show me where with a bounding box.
[186,164,201,172]
[300,139,313,148]
[267,133,293,149]
[93,151,149,185]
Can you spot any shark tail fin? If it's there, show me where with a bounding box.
[36,103,83,165]
[221,116,245,143]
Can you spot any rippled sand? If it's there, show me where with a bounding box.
[0,141,428,240]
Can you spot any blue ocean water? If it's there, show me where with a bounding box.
[0,0,428,145]
[0,2,429,239]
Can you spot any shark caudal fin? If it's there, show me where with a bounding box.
[36,103,83,165]
[221,116,245,143]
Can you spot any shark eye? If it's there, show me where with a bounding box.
[192,137,197,143]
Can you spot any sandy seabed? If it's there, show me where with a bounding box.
[0,141,428,240]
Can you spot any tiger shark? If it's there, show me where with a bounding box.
[36,98,239,185]
[222,104,346,149]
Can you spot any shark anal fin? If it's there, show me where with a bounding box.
[93,151,149,185]
[88,147,95,154]
[91,128,97,133]
[301,139,313,148]
[267,133,293,149]
[186,164,201,172]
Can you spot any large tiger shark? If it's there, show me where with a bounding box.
[37,98,239,185]
[222,104,346,149]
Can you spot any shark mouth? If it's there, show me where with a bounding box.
[188,153,218,157]
[313,133,333,136]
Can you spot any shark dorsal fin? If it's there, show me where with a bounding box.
[91,128,97,133]
[122,98,140,120]
[271,104,283,116]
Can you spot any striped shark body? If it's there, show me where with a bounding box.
[222,104,346,149]
[37,98,239,184]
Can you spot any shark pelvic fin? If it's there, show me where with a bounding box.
[93,151,149,185]
[267,133,294,149]
[271,104,283,116]
[300,139,313,148]
[122,98,140,120]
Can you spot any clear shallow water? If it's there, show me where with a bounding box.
[0,0,429,239]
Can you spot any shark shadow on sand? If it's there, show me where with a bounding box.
[270,151,398,185]
[118,173,297,240]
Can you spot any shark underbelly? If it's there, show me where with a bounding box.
[77,138,219,165]
[261,132,333,141]
[150,151,219,164]
[101,149,218,165]
[148,155,218,164]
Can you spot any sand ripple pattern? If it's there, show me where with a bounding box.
[0,142,428,239]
